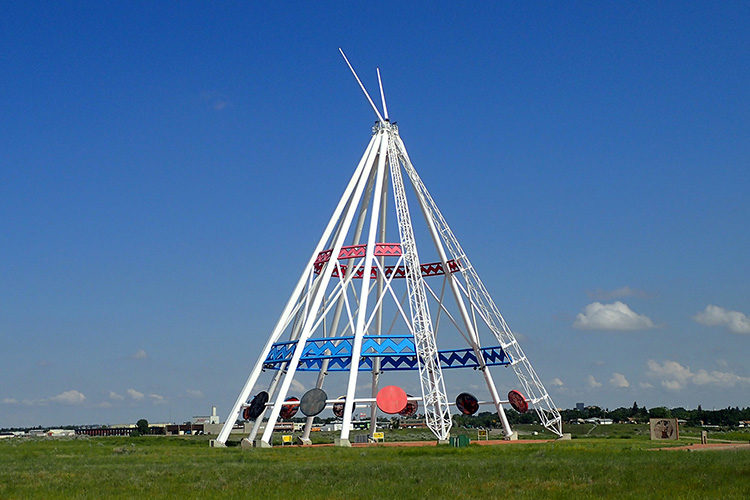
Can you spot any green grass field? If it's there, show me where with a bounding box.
[1,430,748,499]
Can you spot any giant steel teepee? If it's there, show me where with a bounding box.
[214,51,562,447]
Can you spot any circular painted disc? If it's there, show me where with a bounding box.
[242,407,252,420]
[246,391,269,419]
[398,395,418,417]
[332,396,347,418]
[376,385,408,414]
[456,392,479,415]
[299,388,327,417]
[508,390,528,413]
[280,396,300,420]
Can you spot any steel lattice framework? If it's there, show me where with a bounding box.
[394,134,563,434]
[386,123,452,440]
[213,52,562,447]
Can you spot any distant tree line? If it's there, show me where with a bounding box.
[452,403,750,428]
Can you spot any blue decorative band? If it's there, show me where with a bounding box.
[262,335,510,372]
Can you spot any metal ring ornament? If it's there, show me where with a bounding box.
[245,391,269,420]
[455,392,479,416]
[279,396,300,419]
[398,394,418,417]
[507,390,528,413]
[332,396,356,418]
[376,385,408,414]
[299,388,328,417]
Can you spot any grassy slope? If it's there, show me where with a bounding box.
[1,436,748,499]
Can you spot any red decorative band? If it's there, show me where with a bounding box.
[314,259,461,279]
[314,243,402,266]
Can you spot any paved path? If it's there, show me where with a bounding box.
[292,438,553,448]
[652,442,750,451]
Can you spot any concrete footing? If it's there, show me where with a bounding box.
[437,439,450,445]
[209,440,225,448]
[240,438,254,449]
[504,431,519,441]
[297,437,312,445]
[557,433,572,441]
[254,439,272,448]
[334,438,352,447]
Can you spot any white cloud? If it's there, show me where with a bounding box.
[511,331,528,342]
[186,389,204,399]
[149,393,166,404]
[609,373,630,388]
[132,349,148,360]
[201,91,231,111]
[586,375,602,388]
[550,377,564,387]
[587,286,649,301]
[50,390,86,405]
[290,379,306,393]
[693,305,750,335]
[693,369,750,387]
[662,380,683,390]
[647,359,750,390]
[573,301,655,331]
[109,391,125,401]
[127,388,144,400]
[639,382,654,389]
[2,398,18,404]
[97,401,113,408]
[646,360,693,389]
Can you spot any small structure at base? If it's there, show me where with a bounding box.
[650,418,679,440]
[450,435,470,447]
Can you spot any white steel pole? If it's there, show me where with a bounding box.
[215,134,378,445]
[340,128,389,443]
[300,155,379,443]
[370,166,389,437]
[377,68,389,121]
[259,133,384,446]
[339,49,384,123]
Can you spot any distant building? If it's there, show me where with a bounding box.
[192,406,220,425]
[576,402,585,411]
[583,418,613,425]
[47,429,76,437]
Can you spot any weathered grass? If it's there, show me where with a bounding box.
[0,435,748,499]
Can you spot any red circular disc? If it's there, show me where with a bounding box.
[376,385,408,414]
[280,397,299,420]
[399,395,418,417]
[508,390,528,413]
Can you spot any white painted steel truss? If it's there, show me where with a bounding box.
[214,53,562,447]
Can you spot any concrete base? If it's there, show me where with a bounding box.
[557,433,572,441]
[209,440,225,448]
[240,438,254,449]
[437,439,450,445]
[334,438,352,447]
[297,437,312,446]
[254,439,272,448]
[504,431,519,441]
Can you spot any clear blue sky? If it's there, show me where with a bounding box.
[1,2,748,427]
